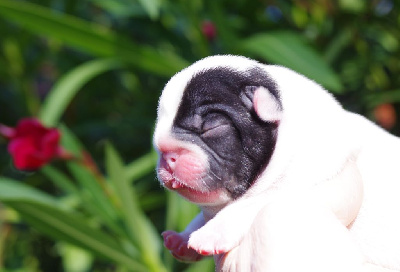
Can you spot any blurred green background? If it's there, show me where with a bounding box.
[0,0,399,271]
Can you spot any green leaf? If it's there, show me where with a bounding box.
[239,31,343,93]
[0,177,144,270]
[89,0,144,18]
[164,192,199,269]
[125,150,158,182]
[2,200,147,271]
[58,125,118,221]
[165,191,199,233]
[105,143,167,272]
[324,28,353,64]
[364,89,400,108]
[184,258,215,272]
[136,0,161,19]
[68,161,121,225]
[58,243,93,272]
[59,124,85,156]
[0,177,60,206]
[39,58,123,127]
[57,125,126,237]
[0,0,188,76]
[339,0,366,13]
[41,165,79,194]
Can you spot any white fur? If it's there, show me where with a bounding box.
[156,55,400,271]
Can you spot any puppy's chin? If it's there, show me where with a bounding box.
[173,185,231,206]
[158,174,231,206]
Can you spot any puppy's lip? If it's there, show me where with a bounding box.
[163,178,228,205]
[163,178,189,190]
[158,167,203,191]
[158,168,229,204]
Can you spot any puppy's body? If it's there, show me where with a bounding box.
[154,55,400,271]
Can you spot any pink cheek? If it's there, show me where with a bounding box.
[157,153,206,185]
[174,154,205,183]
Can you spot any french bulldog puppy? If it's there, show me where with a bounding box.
[153,55,400,271]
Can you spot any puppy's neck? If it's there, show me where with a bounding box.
[201,203,230,221]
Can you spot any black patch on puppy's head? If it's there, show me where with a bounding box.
[173,66,281,199]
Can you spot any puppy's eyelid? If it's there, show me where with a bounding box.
[202,114,230,133]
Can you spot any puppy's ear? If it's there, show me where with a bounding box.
[241,86,282,123]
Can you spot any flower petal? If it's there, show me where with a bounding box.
[41,128,61,159]
[8,137,44,170]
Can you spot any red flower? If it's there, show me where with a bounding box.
[201,20,217,41]
[0,118,62,170]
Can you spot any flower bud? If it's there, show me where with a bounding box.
[201,20,217,41]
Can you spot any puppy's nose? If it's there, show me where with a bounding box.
[162,152,179,170]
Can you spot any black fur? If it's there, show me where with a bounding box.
[173,67,281,198]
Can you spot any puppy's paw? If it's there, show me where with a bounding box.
[188,225,239,256]
[162,230,203,262]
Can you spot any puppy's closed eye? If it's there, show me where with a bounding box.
[201,113,232,138]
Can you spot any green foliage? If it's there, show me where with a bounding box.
[0,0,399,271]
[39,58,124,127]
[239,31,343,92]
[0,0,187,76]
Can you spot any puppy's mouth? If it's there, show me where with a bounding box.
[163,176,194,190]
[159,170,230,205]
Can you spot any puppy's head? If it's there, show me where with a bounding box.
[154,55,282,206]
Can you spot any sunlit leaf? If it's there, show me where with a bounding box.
[2,200,146,271]
[39,59,123,127]
[136,0,161,19]
[0,177,145,270]
[165,191,199,232]
[57,125,126,237]
[58,243,93,272]
[0,0,188,76]
[164,191,199,269]
[184,258,215,272]
[89,0,144,18]
[125,150,158,182]
[0,177,60,206]
[105,143,167,272]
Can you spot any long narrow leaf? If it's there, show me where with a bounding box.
[0,177,59,206]
[163,191,199,269]
[59,124,84,156]
[239,31,343,93]
[0,177,144,269]
[41,165,79,194]
[364,89,400,108]
[184,258,215,272]
[165,191,199,232]
[125,150,158,182]
[58,125,117,220]
[105,143,167,272]
[136,0,161,19]
[58,125,126,237]
[2,200,147,271]
[67,162,118,220]
[39,59,123,127]
[0,0,188,76]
